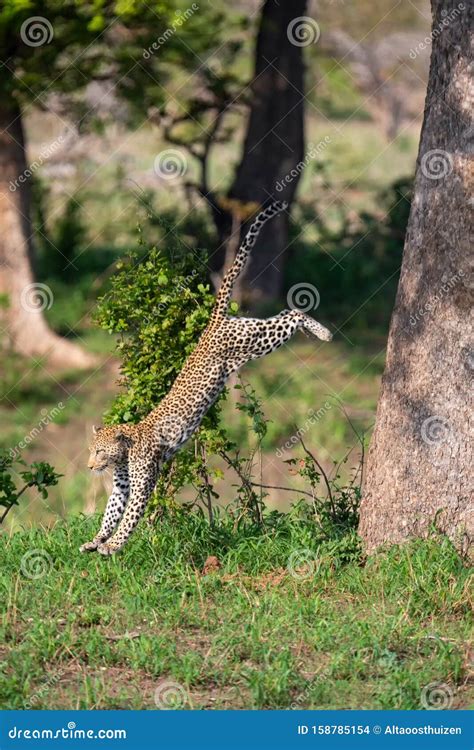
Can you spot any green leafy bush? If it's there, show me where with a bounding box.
[0,453,61,524]
[95,220,235,515]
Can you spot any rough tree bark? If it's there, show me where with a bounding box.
[359,0,473,555]
[218,0,307,303]
[0,100,96,369]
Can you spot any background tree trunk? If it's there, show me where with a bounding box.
[214,0,307,305]
[0,99,96,369]
[359,0,473,555]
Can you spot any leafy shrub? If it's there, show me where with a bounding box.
[95,218,235,516]
[0,453,61,524]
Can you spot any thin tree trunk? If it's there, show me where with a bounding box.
[359,0,473,555]
[0,99,96,369]
[214,0,307,305]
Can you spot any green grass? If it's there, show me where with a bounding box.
[0,511,471,710]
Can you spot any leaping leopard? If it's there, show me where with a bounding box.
[82,201,332,555]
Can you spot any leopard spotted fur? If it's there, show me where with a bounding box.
[81,201,332,555]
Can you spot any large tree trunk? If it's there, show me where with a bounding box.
[359,0,473,555]
[215,0,307,304]
[0,99,95,369]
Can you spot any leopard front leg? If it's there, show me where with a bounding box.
[97,459,158,556]
[80,466,129,552]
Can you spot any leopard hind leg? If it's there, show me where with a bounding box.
[223,308,332,372]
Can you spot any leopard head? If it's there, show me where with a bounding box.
[87,425,134,472]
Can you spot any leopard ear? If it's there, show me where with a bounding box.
[92,425,103,435]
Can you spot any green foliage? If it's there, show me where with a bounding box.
[285,457,361,541]
[0,452,61,524]
[96,227,215,421]
[0,0,235,129]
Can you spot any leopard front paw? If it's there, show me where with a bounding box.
[80,539,101,553]
[97,540,121,556]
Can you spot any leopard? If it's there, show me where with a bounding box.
[81,200,332,556]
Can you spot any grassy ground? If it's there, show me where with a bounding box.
[0,512,472,710]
